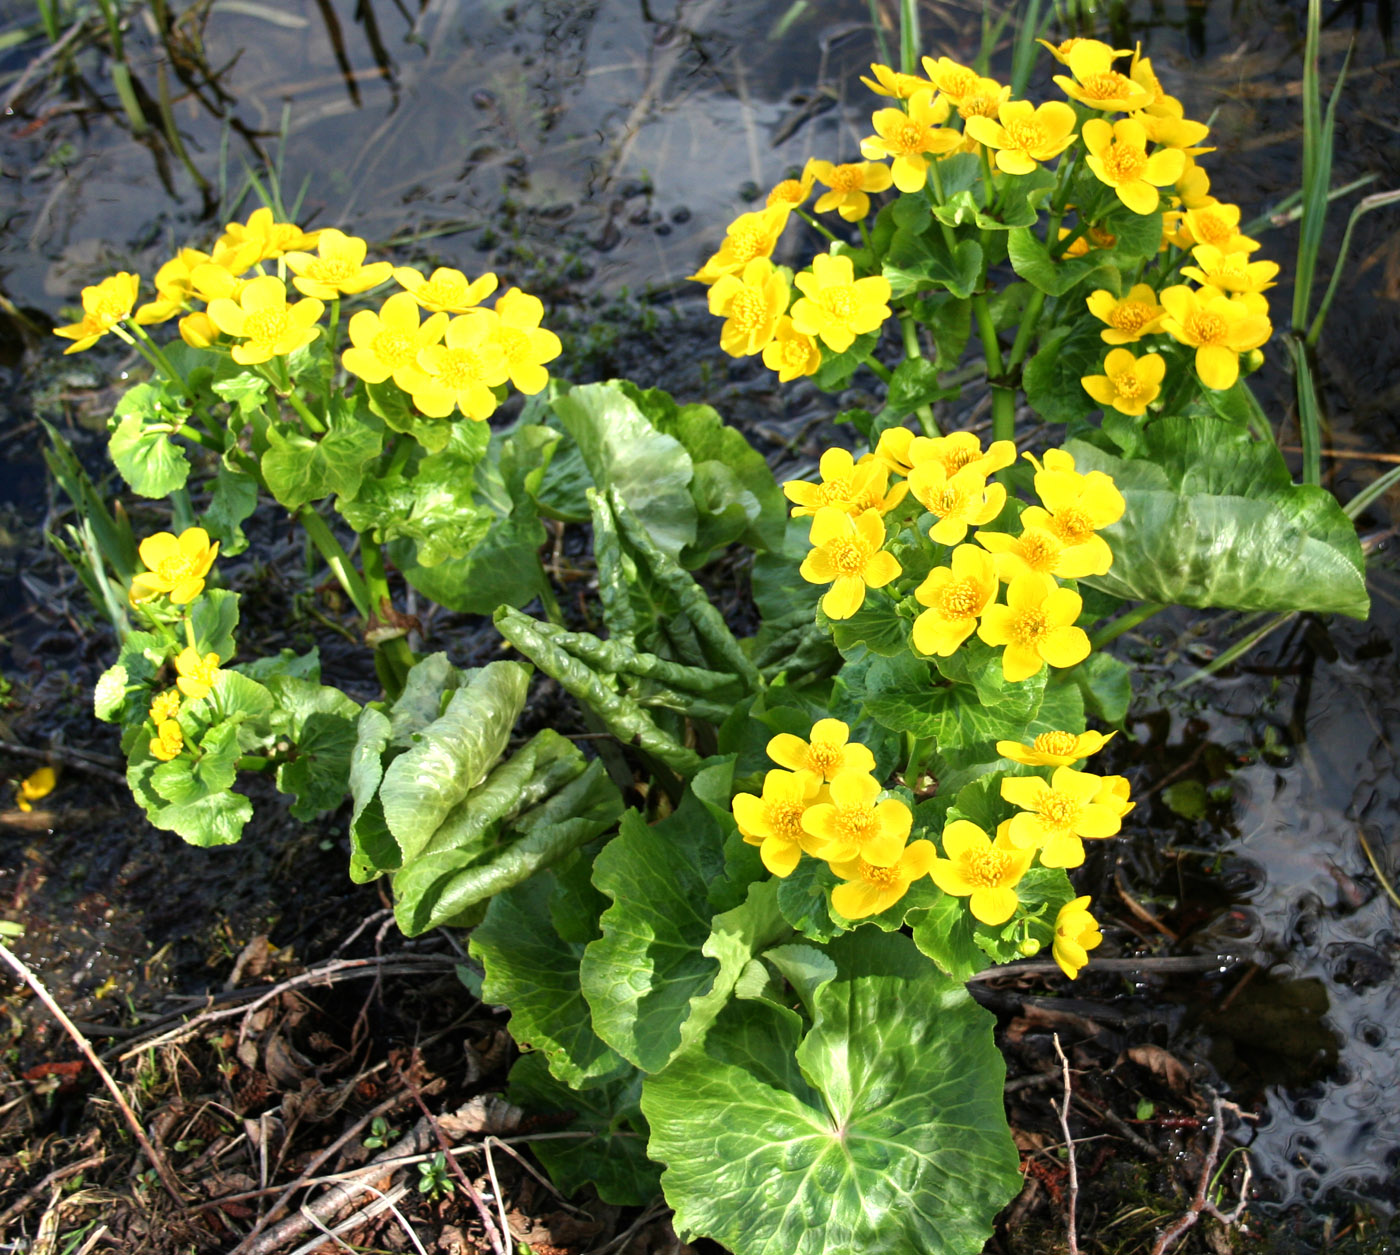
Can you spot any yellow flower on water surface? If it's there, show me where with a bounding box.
[1052,40,1153,113]
[689,207,788,284]
[977,571,1090,684]
[284,228,394,300]
[1081,348,1166,417]
[766,163,817,212]
[54,272,140,353]
[134,249,211,325]
[411,312,510,420]
[808,160,895,222]
[973,523,1085,582]
[766,718,877,783]
[912,544,999,657]
[129,527,220,606]
[1053,896,1103,979]
[1158,284,1271,391]
[1000,766,1124,866]
[217,207,320,264]
[860,89,961,194]
[149,720,185,763]
[1085,284,1167,345]
[490,288,563,394]
[789,253,891,353]
[829,837,936,920]
[392,265,498,314]
[342,291,448,390]
[1169,201,1260,254]
[762,317,823,382]
[799,506,901,620]
[907,462,1006,547]
[1020,449,1126,577]
[1180,245,1279,297]
[906,431,1017,481]
[801,770,913,866]
[996,729,1115,767]
[929,820,1034,926]
[860,62,933,99]
[207,274,323,366]
[1081,118,1184,215]
[16,766,57,813]
[174,647,222,701]
[964,100,1078,176]
[783,447,905,518]
[731,768,824,877]
[708,257,790,357]
[149,689,182,724]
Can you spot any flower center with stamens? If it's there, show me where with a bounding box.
[1080,71,1132,102]
[938,578,982,620]
[497,327,530,364]
[959,94,1001,120]
[1051,507,1094,545]
[1102,142,1148,182]
[857,859,899,885]
[1111,301,1155,334]
[1034,731,1079,757]
[830,164,867,193]
[836,806,879,847]
[1010,608,1049,646]
[421,275,467,307]
[820,286,857,321]
[152,553,199,585]
[768,179,805,207]
[819,477,854,506]
[244,306,290,347]
[929,485,965,517]
[1185,309,1228,345]
[1114,372,1145,400]
[1018,530,1060,570]
[963,849,1011,887]
[432,348,487,390]
[942,447,977,473]
[372,328,415,366]
[1191,212,1231,248]
[779,338,812,369]
[309,256,355,283]
[1036,790,1082,831]
[939,67,980,98]
[728,289,767,333]
[768,800,806,841]
[892,120,927,155]
[1006,119,1046,151]
[728,224,767,263]
[827,538,871,576]
[806,742,842,776]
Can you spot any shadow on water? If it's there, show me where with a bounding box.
[0,0,1398,1241]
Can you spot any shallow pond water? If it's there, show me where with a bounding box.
[1,0,1398,1238]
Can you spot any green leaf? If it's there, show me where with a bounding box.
[825,597,910,658]
[200,463,259,558]
[1069,418,1369,618]
[1099,204,1164,261]
[775,855,846,944]
[910,893,982,981]
[260,400,384,511]
[108,383,193,498]
[642,929,1022,1255]
[189,590,239,661]
[884,228,982,299]
[551,381,697,560]
[268,677,361,820]
[378,661,530,861]
[881,357,950,423]
[152,789,253,848]
[1070,653,1131,723]
[812,331,879,391]
[1006,227,1114,296]
[1023,322,1108,426]
[151,720,242,805]
[472,856,627,1088]
[388,652,466,745]
[348,707,398,883]
[237,648,321,684]
[212,373,270,416]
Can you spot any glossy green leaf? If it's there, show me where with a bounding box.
[188,589,239,662]
[267,677,361,820]
[884,228,982,299]
[1069,653,1130,724]
[348,706,398,883]
[910,892,982,981]
[260,401,384,511]
[109,384,192,498]
[1006,227,1114,296]
[200,462,259,557]
[1023,322,1106,426]
[642,929,1022,1255]
[825,596,910,658]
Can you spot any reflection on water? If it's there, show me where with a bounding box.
[1,0,1399,1225]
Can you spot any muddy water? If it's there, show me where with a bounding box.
[1,0,1398,1229]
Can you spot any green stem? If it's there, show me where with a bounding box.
[904,732,926,782]
[864,356,893,384]
[1089,601,1166,651]
[297,506,369,619]
[899,313,941,436]
[324,297,340,391]
[1006,288,1046,372]
[795,209,838,243]
[361,537,415,697]
[971,293,1016,442]
[235,755,270,772]
[284,386,326,434]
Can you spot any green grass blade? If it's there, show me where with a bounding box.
[1284,337,1323,488]
[1010,0,1049,99]
[1344,464,1400,521]
[1306,188,1400,346]
[899,0,920,75]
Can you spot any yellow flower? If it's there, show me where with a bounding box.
[907,463,1007,546]
[1000,766,1124,866]
[1180,245,1279,296]
[411,312,510,420]
[16,766,57,812]
[732,768,824,877]
[973,524,1081,581]
[149,720,185,763]
[868,425,916,477]
[342,291,448,390]
[955,83,1013,124]
[54,272,140,353]
[689,207,788,284]
[977,571,1090,684]
[799,507,901,620]
[1170,201,1260,254]
[1085,284,1167,344]
[929,820,1034,925]
[912,544,999,657]
[1174,157,1213,209]
[829,838,936,920]
[1058,224,1116,257]
[766,718,876,782]
[179,311,219,349]
[129,527,220,606]
[134,249,211,325]
[1053,896,1103,979]
[708,257,790,357]
[1158,284,1271,391]
[860,62,933,99]
[1082,348,1166,417]
[1020,450,1126,576]
[996,729,1115,767]
[217,207,320,263]
[1037,37,1128,67]
[150,689,182,723]
[964,100,1078,176]
[1093,774,1135,819]
[284,228,394,299]
[761,317,823,382]
[860,89,961,194]
[174,647,222,701]
[919,56,1001,108]
[783,447,906,518]
[907,431,1016,481]
[491,289,562,394]
[188,260,246,305]
[800,770,913,866]
[207,274,323,366]
[1128,46,1184,118]
[766,163,817,211]
[1081,117,1184,215]
[1138,113,1213,157]
[392,265,498,313]
[808,160,895,222]
[789,253,891,353]
[1053,41,1154,112]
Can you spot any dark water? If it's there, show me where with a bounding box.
[1,0,1398,1232]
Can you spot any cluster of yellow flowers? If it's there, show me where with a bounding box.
[788,432,1125,683]
[731,719,1125,977]
[689,40,1275,400]
[53,207,561,423]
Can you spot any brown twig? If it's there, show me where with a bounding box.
[0,1152,104,1228]
[1051,1035,1080,1255]
[1149,1093,1251,1255]
[0,941,185,1207]
[0,738,128,786]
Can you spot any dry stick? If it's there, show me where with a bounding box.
[1149,1093,1252,1255]
[0,1152,104,1229]
[0,738,128,786]
[0,941,185,1207]
[285,1183,418,1255]
[1052,1035,1080,1255]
